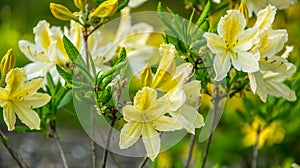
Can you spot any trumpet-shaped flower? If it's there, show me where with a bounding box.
[114,7,154,72]
[19,20,70,83]
[119,87,180,160]
[203,10,259,81]
[248,47,296,102]
[0,68,51,131]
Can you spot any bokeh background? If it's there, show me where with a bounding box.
[0,0,300,167]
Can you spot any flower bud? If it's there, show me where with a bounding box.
[74,0,86,11]
[239,2,249,23]
[1,49,15,84]
[90,0,118,18]
[50,3,77,21]
[140,64,153,87]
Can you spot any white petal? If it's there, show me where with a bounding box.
[213,51,231,81]
[142,123,160,161]
[266,81,296,101]
[119,122,143,149]
[183,80,201,107]
[122,105,142,122]
[18,40,49,62]
[128,46,154,73]
[33,20,51,50]
[23,62,54,80]
[232,51,259,72]
[3,103,16,131]
[236,28,259,51]
[251,72,268,102]
[14,103,41,130]
[169,90,186,111]
[254,5,277,29]
[154,116,182,132]
[203,33,226,55]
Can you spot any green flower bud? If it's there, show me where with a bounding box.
[50,3,77,21]
[90,0,118,18]
[0,49,15,84]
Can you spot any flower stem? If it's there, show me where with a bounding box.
[138,156,148,168]
[50,120,68,168]
[252,127,261,168]
[101,111,116,168]
[201,85,223,168]
[0,128,29,168]
[185,134,195,168]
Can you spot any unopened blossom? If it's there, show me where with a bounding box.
[203,10,259,81]
[0,68,51,131]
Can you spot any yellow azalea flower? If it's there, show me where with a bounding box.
[136,43,205,134]
[247,6,296,102]
[18,20,69,83]
[203,10,259,81]
[119,87,180,161]
[248,47,296,102]
[242,119,285,148]
[115,7,155,73]
[0,68,51,131]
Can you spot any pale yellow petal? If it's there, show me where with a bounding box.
[266,81,296,101]
[218,10,246,43]
[122,105,142,122]
[13,78,43,98]
[22,93,51,108]
[142,123,160,161]
[154,116,181,132]
[172,104,204,134]
[14,103,41,130]
[169,90,186,111]
[254,5,276,29]
[119,122,143,149]
[134,87,157,110]
[5,68,26,94]
[3,102,16,131]
[33,20,51,50]
[183,80,201,107]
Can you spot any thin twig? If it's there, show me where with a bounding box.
[252,127,261,168]
[90,106,97,168]
[0,128,30,168]
[185,134,195,168]
[50,120,68,168]
[109,151,122,168]
[201,86,223,168]
[87,22,104,37]
[138,156,149,168]
[101,112,116,168]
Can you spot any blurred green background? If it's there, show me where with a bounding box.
[0,0,300,167]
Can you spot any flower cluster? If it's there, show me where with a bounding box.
[204,5,296,102]
[119,44,204,160]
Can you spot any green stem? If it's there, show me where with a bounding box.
[138,156,148,168]
[101,115,116,168]
[0,128,30,168]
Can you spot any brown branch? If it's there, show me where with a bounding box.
[0,128,30,168]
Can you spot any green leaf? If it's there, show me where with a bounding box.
[63,35,82,64]
[94,0,107,7]
[196,0,211,27]
[57,90,73,110]
[56,65,73,86]
[118,47,127,63]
